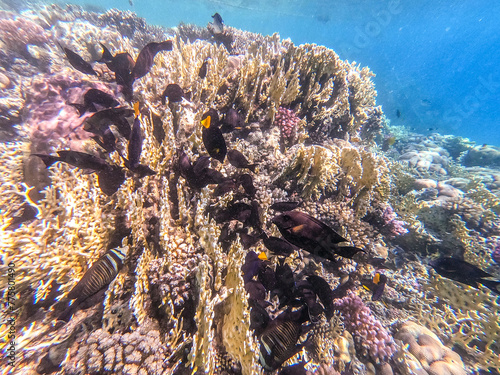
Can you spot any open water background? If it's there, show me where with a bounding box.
[73,0,500,145]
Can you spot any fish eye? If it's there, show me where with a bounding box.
[111,308,117,314]
[283,215,290,221]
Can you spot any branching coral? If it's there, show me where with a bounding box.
[334,292,396,364]
[413,273,500,372]
[275,139,390,217]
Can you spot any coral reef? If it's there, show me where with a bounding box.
[1,3,498,375]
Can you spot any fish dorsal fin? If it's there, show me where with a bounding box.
[201,115,211,129]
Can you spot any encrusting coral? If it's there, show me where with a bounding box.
[1,3,497,375]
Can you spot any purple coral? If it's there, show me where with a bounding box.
[334,292,396,363]
[380,206,408,238]
[0,11,50,54]
[491,240,500,265]
[274,107,300,143]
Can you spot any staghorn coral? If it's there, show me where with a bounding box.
[275,139,390,217]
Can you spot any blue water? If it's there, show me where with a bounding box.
[85,0,500,145]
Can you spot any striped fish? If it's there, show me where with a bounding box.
[259,319,302,371]
[68,248,125,301]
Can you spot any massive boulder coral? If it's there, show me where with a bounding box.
[394,321,467,375]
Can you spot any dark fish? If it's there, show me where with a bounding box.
[307,275,334,319]
[262,236,296,257]
[221,108,244,132]
[213,179,238,197]
[59,44,97,75]
[201,109,227,162]
[97,166,126,196]
[258,261,276,291]
[70,89,120,116]
[275,262,295,292]
[32,150,109,171]
[84,107,134,139]
[242,251,263,283]
[198,58,209,79]
[204,168,226,184]
[92,128,117,153]
[193,156,211,175]
[249,200,263,233]
[215,202,252,224]
[227,149,257,172]
[127,102,143,170]
[5,203,38,230]
[238,173,256,197]
[132,41,173,80]
[246,280,266,301]
[270,201,302,212]
[278,362,308,375]
[362,272,387,301]
[129,164,157,178]
[259,311,304,371]
[211,13,224,34]
[430,257,500,295]
[272,211,364,261]
[396,109,401,118]
[295,279,323,321]
[161,83,184,104]
[249,299,270,336]
[67,248,126,301]
[239,232,260,249]
[109,52,135,84]
[178,150,194,180]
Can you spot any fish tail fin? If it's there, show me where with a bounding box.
[336,245,365,259]
[248,163,258,173]
[98,43,113,62]
[480,279,500,295]
[32,154,59,167]
[133,101,140,117]
[68,102,86,116]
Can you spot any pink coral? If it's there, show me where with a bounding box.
[0,11,50,54]
[380,206,408,238]
[334,292,396,364]
[25,71,120,153]
[491,239,500,265]
[274,107,300,143]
